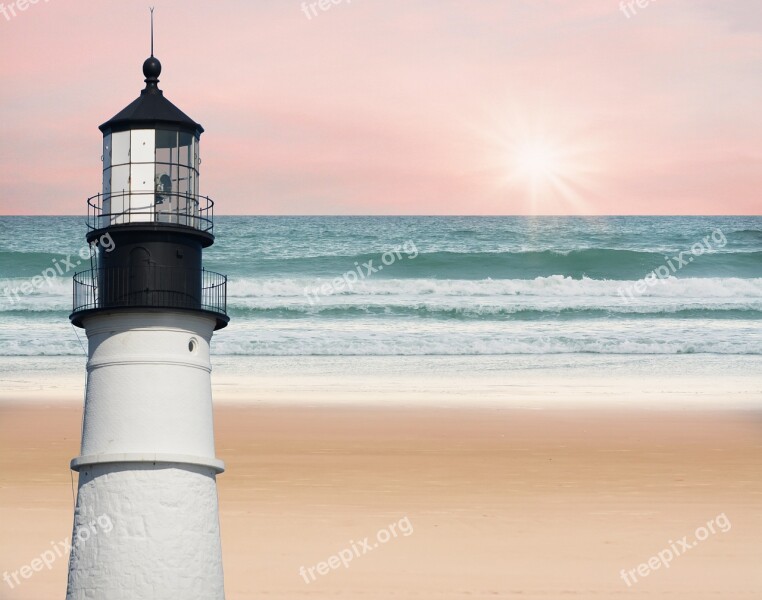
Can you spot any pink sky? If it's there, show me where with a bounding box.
[0,0,760,215]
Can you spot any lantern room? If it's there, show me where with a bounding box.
[95,56,208,231]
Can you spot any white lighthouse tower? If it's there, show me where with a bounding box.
[66,38,229,600]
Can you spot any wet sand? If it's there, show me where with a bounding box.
[1,402,761,599]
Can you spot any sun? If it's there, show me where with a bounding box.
[515,140,562,182]
[506,136,581,206]
[474,112,606,213]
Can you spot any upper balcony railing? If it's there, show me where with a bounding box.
[87,191,214,234]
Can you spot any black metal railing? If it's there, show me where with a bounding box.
[72,266,227,316]
[86,191,214,234]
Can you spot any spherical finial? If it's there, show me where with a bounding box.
[143,56,162,80]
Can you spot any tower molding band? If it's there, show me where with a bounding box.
[71,453,225,473]
[87,357,212,372]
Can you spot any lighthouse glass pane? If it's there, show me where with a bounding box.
[174,166,188,226]
[129,163,155,222]
[156,144,170,165]
[155,163,173,195]
[109,165,129,224]
[188,171,198,228]
[111,131,130,165]
[177,166,191,196]
[156,129,177,164]
[178,167,189,227]
[130,163,154,192]
[103,168,111,196]
[178,132,193,167]
[130,129,155,163]
[111,165,129,196]
[101,166,112,229]
[103,134,111,170]
[155,162,175,224]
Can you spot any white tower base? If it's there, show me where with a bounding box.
[66,312,225,600]
[67,462,224,599]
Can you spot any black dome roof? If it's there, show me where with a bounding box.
[99,56,203,136]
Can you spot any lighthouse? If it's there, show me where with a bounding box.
[66,37,229,600]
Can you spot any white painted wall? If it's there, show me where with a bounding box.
[66,311,225,599]
[77,312,219,462]
[66,462,225,600]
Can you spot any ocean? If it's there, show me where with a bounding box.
[1,216,761,358]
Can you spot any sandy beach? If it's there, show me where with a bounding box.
[2,377,761,599]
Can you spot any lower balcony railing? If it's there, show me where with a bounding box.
[72,266,227,316]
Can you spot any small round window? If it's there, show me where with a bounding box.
[188,338,198,354]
